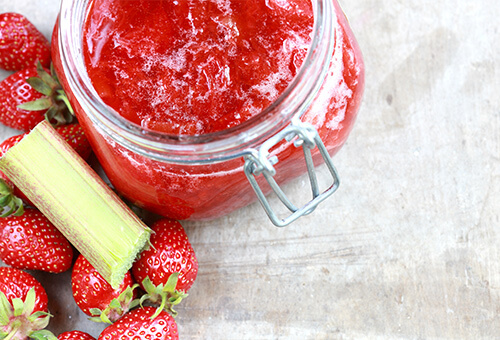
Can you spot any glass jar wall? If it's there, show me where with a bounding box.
[52,0,364,222]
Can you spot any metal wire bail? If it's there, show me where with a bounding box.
[244,120,340,227]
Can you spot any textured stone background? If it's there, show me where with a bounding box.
[1,0,499,339]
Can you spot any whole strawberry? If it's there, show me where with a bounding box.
[0,13,51,71]
[98,306,178,340]
[132,219,198,316]
[58,330,96,340]
[0,267,57,340]
[0,207,74,273]
[0,62,74,131]
[71,254,138,323]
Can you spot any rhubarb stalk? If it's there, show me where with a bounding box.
[0,121,151,288]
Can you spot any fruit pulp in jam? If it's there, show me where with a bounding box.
[83,0,314,135]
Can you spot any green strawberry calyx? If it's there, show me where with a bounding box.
[139,274,188,319]
[0,178,24,217]
[88,284,140,324]
[17,61,74,127]
[0,288,57,340]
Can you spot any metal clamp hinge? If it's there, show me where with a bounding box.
[243,121,340,227]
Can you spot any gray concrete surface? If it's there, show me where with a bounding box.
[1,0,499,339]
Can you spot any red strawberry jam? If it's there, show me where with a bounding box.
[52,0,364,220]
[83,0,314,135]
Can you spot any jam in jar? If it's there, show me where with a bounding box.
[52,0,364,225]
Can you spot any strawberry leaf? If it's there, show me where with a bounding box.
[50,63,58,81]
[0,198,24,217]
[35,62,58,89]
[88,308,102,316]
[164,273,179,292]
[0,292,12,324]
[18,97,52,111]
[29,311,52,322]
[29,313,52,330]
[45,106,57,121]
[88,308,112,324]
[12,297,24,317]
[56,89,75,115]
[99,313,112,325]
[0,178,24,217]
[0,194,11,206]
[28,329,58,340]
[22,288,37,316]
[26,77,52,96]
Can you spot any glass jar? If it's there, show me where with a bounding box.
[52,0,364,226]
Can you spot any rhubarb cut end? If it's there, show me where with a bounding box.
[109,231,151,289]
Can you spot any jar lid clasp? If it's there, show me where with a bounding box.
[243,121,340,227]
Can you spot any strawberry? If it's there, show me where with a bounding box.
[0,13,51,71]
[0,123,92,213]
[58,331,96,340]
[0,267,57,340]
[98,306,178,340]
[0,207,73,273]
[0,62,74,132]
[132,219,198,316]
[71,255,138,323]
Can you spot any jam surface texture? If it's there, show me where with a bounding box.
[83,0,314,135]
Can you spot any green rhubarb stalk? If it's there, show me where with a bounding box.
[0,121,151,289]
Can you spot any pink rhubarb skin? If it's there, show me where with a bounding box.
[52,0,364,220]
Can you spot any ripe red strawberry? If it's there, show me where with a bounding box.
[0,267,57,340]
[0,62,74,131]
[132,219,198,316]
[71,255,138,323]
[0,123,92,213]
[98,306,178,340]
[0,67,46,131]
[58,330,96,340]
[0,13,51,71]
[0,207,73,273]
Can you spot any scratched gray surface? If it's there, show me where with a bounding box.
[1,0,499,339]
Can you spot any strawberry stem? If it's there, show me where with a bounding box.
[139,275,188,319]
[3,323,21,340]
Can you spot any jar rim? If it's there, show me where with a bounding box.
[58,0,335,162]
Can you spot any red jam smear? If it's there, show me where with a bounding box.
[83,0,314,135]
